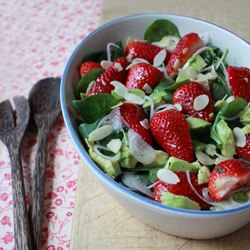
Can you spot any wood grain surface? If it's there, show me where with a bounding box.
[71,1,250,249]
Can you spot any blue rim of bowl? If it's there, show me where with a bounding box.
[61,13,250,216]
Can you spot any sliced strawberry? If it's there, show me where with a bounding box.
[79,61,102,77]
[120,103,152,145]
[87,57,129,96]
[153,172,210,210]
[208,159,250,202]
[166,33,204,78]
[125,63,163,91]
[150,109,194,162]
[227,66,250,102]
[125,41,171,64]
[172,81,215,121]
[236,134,250,160]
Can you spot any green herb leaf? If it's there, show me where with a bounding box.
[82,51,107,62]
[210,73,231,101]
[76,68,105,95]
[111,40,124,61]
[148,167,162,184]
[72,93,119,123]
[78,119,101,139]
[144,19,181,43]
[210,98,248,145]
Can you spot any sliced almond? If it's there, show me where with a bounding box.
[140,119,149,129]
[111,80,129,97]
[88,125,113,141]
[125,93,145,105]
[157,168,180,184]
[233,127,247,147]
[100,60,113,70]
[174,103,182,111]
[142,83,153,94]
[195,150,215,166]
[114,62,123,72]
[193,94,209,111]
[86,80,95,95]
[153,49,166,67]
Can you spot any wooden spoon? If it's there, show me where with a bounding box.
[0,96,32,249]
[28,77,61,249]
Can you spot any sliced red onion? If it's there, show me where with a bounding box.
[96,114,111,129]
[93,144,121,161]
[122,173,153,197]
[128,129,156,164]
[106,42,123,62]
[110,108,123,130]
[126,58,150,70]
[154,104,178,114]
[202,187,214,202]
[186,170,213,206]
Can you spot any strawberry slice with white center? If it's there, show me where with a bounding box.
[208,159,250,202]
[166,33,204,78]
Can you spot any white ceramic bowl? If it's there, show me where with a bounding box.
[60,13,250,239]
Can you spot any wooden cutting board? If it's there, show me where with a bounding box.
[70,1,250,249]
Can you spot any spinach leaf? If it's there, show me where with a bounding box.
[210,73,231,101]
[78,119,101,139]
[154,77,176,91]
[72,93,119,123]
[210,98,248,145]
[82,50,107,62]
[76,68,105,96]
[111,40,124,61]
[144,19,181,43]
[148,167,162,184]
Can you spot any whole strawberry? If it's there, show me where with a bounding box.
[150,109,194,162]
[208,159,250,202]
[87,57,129,96]
[227,66,250,102]
[125,63,163,91]
[236,134,250,160]
[153,172,210,210]
[79,61,101,77]
[120,103,152,145]
[172,81,215,122]
[166,33,204,78]
[125,41,170,64]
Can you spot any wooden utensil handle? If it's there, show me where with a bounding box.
[31,128,49,250]
[9,147,32,250]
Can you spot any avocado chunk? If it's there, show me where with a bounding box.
[89,149,121,179]
[216,119,235,157]
[240,107,250,125]
[143,91,166,108]
[167,156,199,173]
[145,150,169,167]
[186,116,211,134]
[192,139,207,151]
[242,125,250,134]
[184,54,207,71]
[232,191,249,203]
[162,192,201,210]
[120,145,137,169]
[198,166,210,184]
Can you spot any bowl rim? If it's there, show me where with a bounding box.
[60,12,250,216]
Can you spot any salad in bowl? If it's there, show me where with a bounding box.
[71,19,250,212]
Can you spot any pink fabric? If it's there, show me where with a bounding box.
[0,1,102,249]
